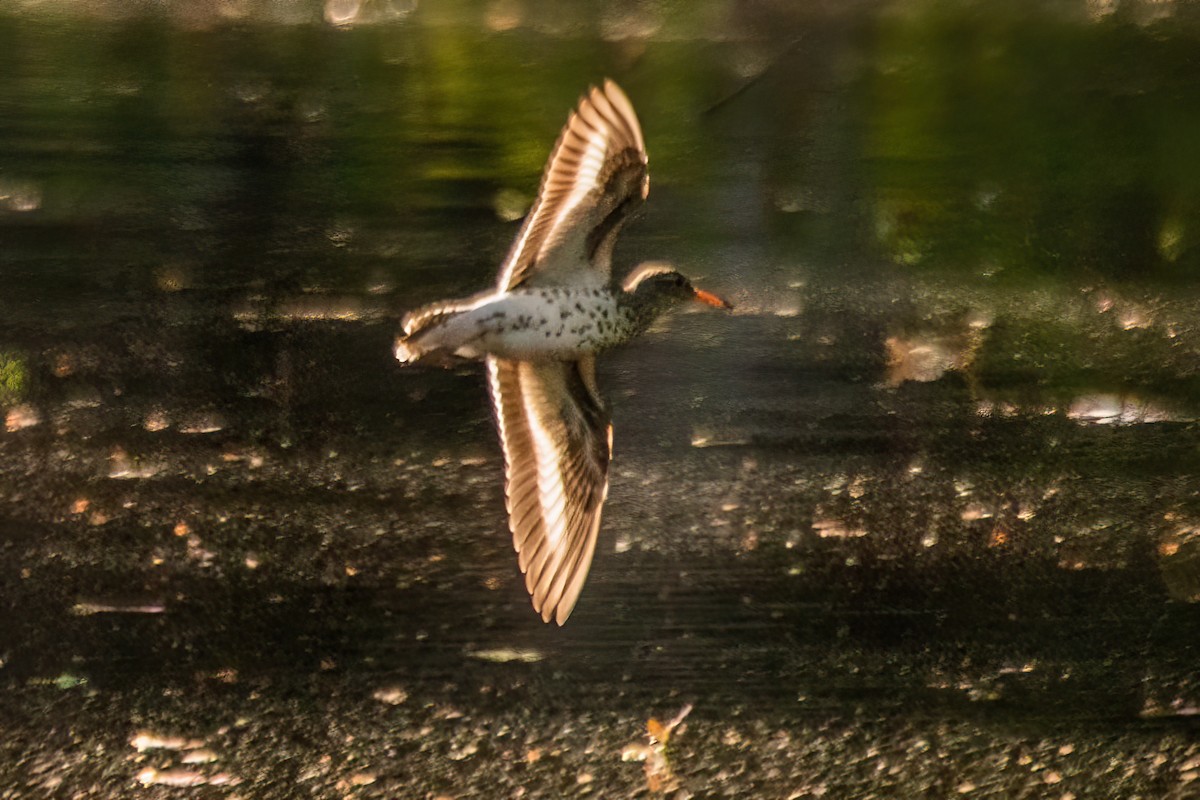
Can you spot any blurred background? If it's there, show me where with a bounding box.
[1,0,1199,797]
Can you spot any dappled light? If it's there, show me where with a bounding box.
[1,0,1199,797]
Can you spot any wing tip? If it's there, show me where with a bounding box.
[496,79,647,290]
[576,79,644,151]
[596,78,644,152]
[531,593,577,626]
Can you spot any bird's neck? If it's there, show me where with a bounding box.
[615,288,674,335]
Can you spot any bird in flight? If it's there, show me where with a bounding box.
[395,80,731,624]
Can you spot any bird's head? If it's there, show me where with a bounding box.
[622,261,733,312]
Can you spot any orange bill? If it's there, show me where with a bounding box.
[692,288,733,310]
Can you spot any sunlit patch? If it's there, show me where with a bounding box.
[1093,291,1160,330]
[888,337,951,384]
[0,178,42,212]
[739,529,759,552]
[1066,394,1186,425]
[690,428,749,448]
[812,517,867,539]
[108,447,161,479]
[231,80,269,104]
[365,269,393,295]
[372,686,408,705]
[323,0,414,26]
[137,769,238,788]
[974,399,1021,417]
[24,672,85,690]
[493,187,530,222]
[1093,292,1115,313]
[271,295,376,322]
[185,536,216,567]
[960,503,993,522]
[600,4,661,41]
[48,352,73,378]
[1141,696,1200,718]
[485,0,523,31]
[883,316,984,388]
[466,647,545,663]
[181,749,218,765]
[322,223,353,249]
[153,264,192,292]
[130,731,203,752]
[178,412,225,434]
[1087,0,1118,20]
[143,409,170,432]
[72,600,165,615]
[4,404,40,432]
[824,474,847,493]
[621,704,692,794]
[1119,306,1153,330]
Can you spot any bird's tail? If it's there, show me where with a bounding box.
[393,333,425,364]
[395,292,490,364]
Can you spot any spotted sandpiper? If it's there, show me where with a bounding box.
[395,80,731,624]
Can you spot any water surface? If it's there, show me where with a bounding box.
[1,1,1198,797]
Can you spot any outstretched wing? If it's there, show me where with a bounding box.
[486,356,611,624]
[496,80,648,292]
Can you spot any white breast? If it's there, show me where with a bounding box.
[447,289,622,360]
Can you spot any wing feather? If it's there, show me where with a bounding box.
[496,80,649,292]
[486,356,611,624]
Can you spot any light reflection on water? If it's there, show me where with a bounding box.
[1,1,1199,795]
